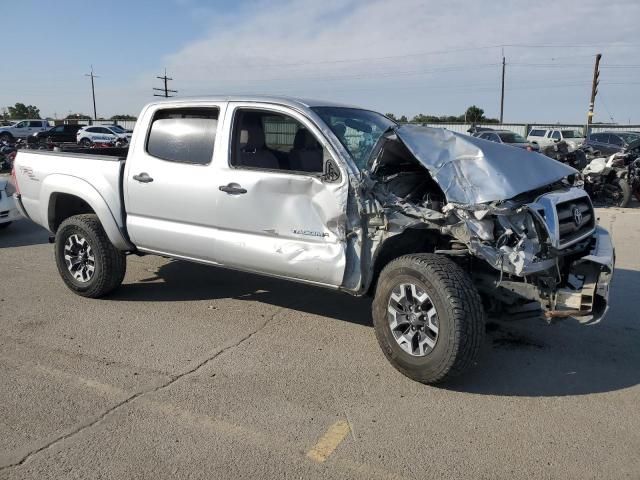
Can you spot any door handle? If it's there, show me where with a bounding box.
[219,183,247,195]
[133,172,154,183]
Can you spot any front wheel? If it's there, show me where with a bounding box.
[55,214,126,298]
[372,254,485,384]
[604,178,631,207]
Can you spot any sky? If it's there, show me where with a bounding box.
[2,0,639,124]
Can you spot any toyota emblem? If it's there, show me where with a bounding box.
[572,206,583,227]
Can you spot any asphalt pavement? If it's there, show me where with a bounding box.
[0,208,638,479]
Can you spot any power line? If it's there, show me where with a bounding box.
[153,69,177,98]
[187,42,640,71]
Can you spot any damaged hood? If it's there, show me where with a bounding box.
[394,125,577,204]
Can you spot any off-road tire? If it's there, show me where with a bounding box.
[372,253,485,384]
[55,214,126,298]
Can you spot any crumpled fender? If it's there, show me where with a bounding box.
[40,174,133,250]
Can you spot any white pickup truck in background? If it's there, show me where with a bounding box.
[12,96,614,384]
[0,119,50,141]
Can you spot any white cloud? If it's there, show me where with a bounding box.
[159,0,640,122]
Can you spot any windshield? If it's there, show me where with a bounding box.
[498,132,527,143]
[561,130,583,138]
[109,125,125,133]
[311,107,395,169]
[619,132,640,143]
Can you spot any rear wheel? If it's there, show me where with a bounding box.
[55,214,126,298]
[80,137,92,147]
[0,132,13,143]
[372,254,485,384]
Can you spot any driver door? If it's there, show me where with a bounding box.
[210,103,349,286]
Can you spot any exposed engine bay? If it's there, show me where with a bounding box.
[358,126,614,323]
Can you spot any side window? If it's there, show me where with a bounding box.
[551,131,561,140]
[15,121,27,128]
[52,126,64,133]
[29,121,43,127]
[528,129,543,137]
[85,127,97,133]
[146,107,218,165]
[231,109,324,173]
[99,127,113,134]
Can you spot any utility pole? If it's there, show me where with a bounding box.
[586,53,602,136]
[84,65,99,121]
[153,69,177,98]
[499,53,506,124]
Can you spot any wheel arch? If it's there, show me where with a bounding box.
[366,228,440,296]
[41,175,132,250]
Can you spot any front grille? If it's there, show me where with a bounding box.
[556,197,594,246]
[531,190,596,250]
[0,210,9,218]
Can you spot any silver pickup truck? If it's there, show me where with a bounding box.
[12,96,614,384]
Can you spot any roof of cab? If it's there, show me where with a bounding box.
[145,95,359,111]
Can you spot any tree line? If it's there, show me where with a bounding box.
[3,102,497,125]
[1,103,137,121]
[385,105,499,124]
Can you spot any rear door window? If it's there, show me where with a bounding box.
[146,107,219,165]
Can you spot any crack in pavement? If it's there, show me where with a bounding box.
[0,307,284,472]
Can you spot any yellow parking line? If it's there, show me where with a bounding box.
[306,420,351,463]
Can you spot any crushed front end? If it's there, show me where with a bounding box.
[446,188,614,324]
[362,125,614,323]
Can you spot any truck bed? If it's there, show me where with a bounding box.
[14,149,127,234]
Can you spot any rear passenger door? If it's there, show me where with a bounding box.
[125,103,227,262]
[210,102,348,286]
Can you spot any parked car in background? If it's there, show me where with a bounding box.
[13,96,614,385]
[0,120,51,142]
[583,131,640,156]
[476,130,539,151]
[0,177,20,229]
[31,124,83,145]
[76,125,132,146]
[467,126,495,136]
[527,128,585,151]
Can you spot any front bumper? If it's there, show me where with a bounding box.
[550,226,614,324]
